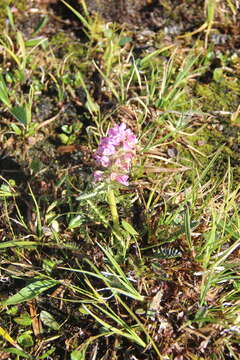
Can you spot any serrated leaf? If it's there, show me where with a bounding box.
[40,310,60,330]
[68,215,83,229]
[147,247,182,259]
[77,183,106,201]
[1,279,58,305]
[77,191,105,200]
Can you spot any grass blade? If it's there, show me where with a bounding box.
[1,279,58,305]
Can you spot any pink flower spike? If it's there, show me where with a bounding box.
[93,123,137,185]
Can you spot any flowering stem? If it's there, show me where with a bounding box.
[107,186,120,231]
[93,123,137,186]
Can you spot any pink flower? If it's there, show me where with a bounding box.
[93,123,137,186]
[95,155,110,167]
[110,173,129,186]
[93,170,104,181]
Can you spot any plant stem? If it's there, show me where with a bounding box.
[107,186,120,231]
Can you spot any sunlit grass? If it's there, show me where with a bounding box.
[0,1,240,359]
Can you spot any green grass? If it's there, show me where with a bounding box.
[0,1,240,359]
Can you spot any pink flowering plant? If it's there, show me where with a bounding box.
[93,123,137,186]
[93,123,137,231]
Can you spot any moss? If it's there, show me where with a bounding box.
[50,32,86,69]
[195,77,240,112]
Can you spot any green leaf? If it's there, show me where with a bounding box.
[71,349,86,360]
[6,6,16,30]
[61,124,72,134]
[0,184,17,198]
[25,36,48,47]
[6,306,18,315]
[43,259,57,274]
[234,281,240,291]
[32,16,48,36]
[17,332,34,348]
[60,0,91,32]
[10,105,27,125]
[140,44,174,66]
[213,67,223,82]
[76,184,106,201]
[38,347,56,359]
[40,310,60,330]
[10,122,22,135]
[0,241,38,249]
[121,220,138,236]
[58,133,69,144]
[30,159,42,173]
[3,348,32,359]
[0,74,11,107]
[184,205,192,251]
[68,215,83,229]
[14,313,32,326]
[119,36,132,46]
[1,279,58,305]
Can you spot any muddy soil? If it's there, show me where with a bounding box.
[85,0,205,32]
